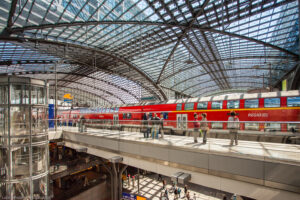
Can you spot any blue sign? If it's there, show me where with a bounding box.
[48,104,54,128]
[122,192,136,200]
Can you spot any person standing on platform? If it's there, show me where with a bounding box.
[200,113,208,144]
[159,115,164,139]
[193,193,197,200]
[143,113,149,138]
[193,113,200,143]
[228,111,240,145]
[132,175,135,188]
[152,114,160,139]
[79,116,86,133]
[128,174,131,187]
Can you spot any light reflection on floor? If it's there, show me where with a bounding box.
[123,175,221,200]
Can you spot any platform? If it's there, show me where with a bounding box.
[61,127,300,200]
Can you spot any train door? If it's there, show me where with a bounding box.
[177,114,187,129]
[113,114,119,125]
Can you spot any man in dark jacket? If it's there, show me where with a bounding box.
[143,113,150,138]
[151,114,160,139]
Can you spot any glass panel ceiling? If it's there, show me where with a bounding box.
[0,0,298,104]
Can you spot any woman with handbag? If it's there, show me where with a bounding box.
[200,113,208,144]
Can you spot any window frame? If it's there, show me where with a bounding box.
[227,100,240,109]
[176,104,182,111]
[264,98,281,108]
[287,96,300,107]
[211,101,223,109]
[197,102,208,110]
[244,99,259,108]
[184,103,194,110]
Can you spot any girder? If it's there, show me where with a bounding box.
[0,0,299,100]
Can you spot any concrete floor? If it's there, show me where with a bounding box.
[61,126,300,164]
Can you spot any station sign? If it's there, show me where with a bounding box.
[122,192,147,200]
[63,93,73,102]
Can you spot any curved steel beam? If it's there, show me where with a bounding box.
[192,82,265,97]
[161,56,295,82]
[7,0,18,28]
[171,67,286,89]
[181,75,273,93]
[47,79,125,104]
[14,70,140,100]
[50,85,112,105]
[1,37,167,100]
[10,21,298,58]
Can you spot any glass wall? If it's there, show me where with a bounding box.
[0,77,49,200]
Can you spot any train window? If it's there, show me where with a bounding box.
[245,99,259,108]
[211,101,222,109]
[123,113,127,119]
[176,104,182,111]
[287,97,300,107]
[264,98,280,108]
[227,100,239,109]
[161,112,168,119]
[127,113,132,119]
[184,103,194,110]
[197,102,207,109]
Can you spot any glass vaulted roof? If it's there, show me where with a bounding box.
[0,0,299,105]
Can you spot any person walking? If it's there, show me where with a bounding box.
[193,113,200,143]
[177,187,181,198]
[184,185,188,197]
[228,111,240,145]
[186,191,190,200]
[174,187,178,199]
[200,113,208,144]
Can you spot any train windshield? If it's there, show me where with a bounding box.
[287,97,300,107]
[227,100,239,109]
[245,99,259,108]
[264,98,280,108]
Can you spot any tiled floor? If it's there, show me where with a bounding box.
[123,174,221,200]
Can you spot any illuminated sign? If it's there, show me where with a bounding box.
[63,93,73,102]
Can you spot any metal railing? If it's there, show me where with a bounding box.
[48,118,300,135]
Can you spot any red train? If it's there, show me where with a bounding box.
[58,90,300,133]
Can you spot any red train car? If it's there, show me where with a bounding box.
[58,90,300,133]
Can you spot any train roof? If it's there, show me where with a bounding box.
[61,90,300,110]
[164,90,300,104]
